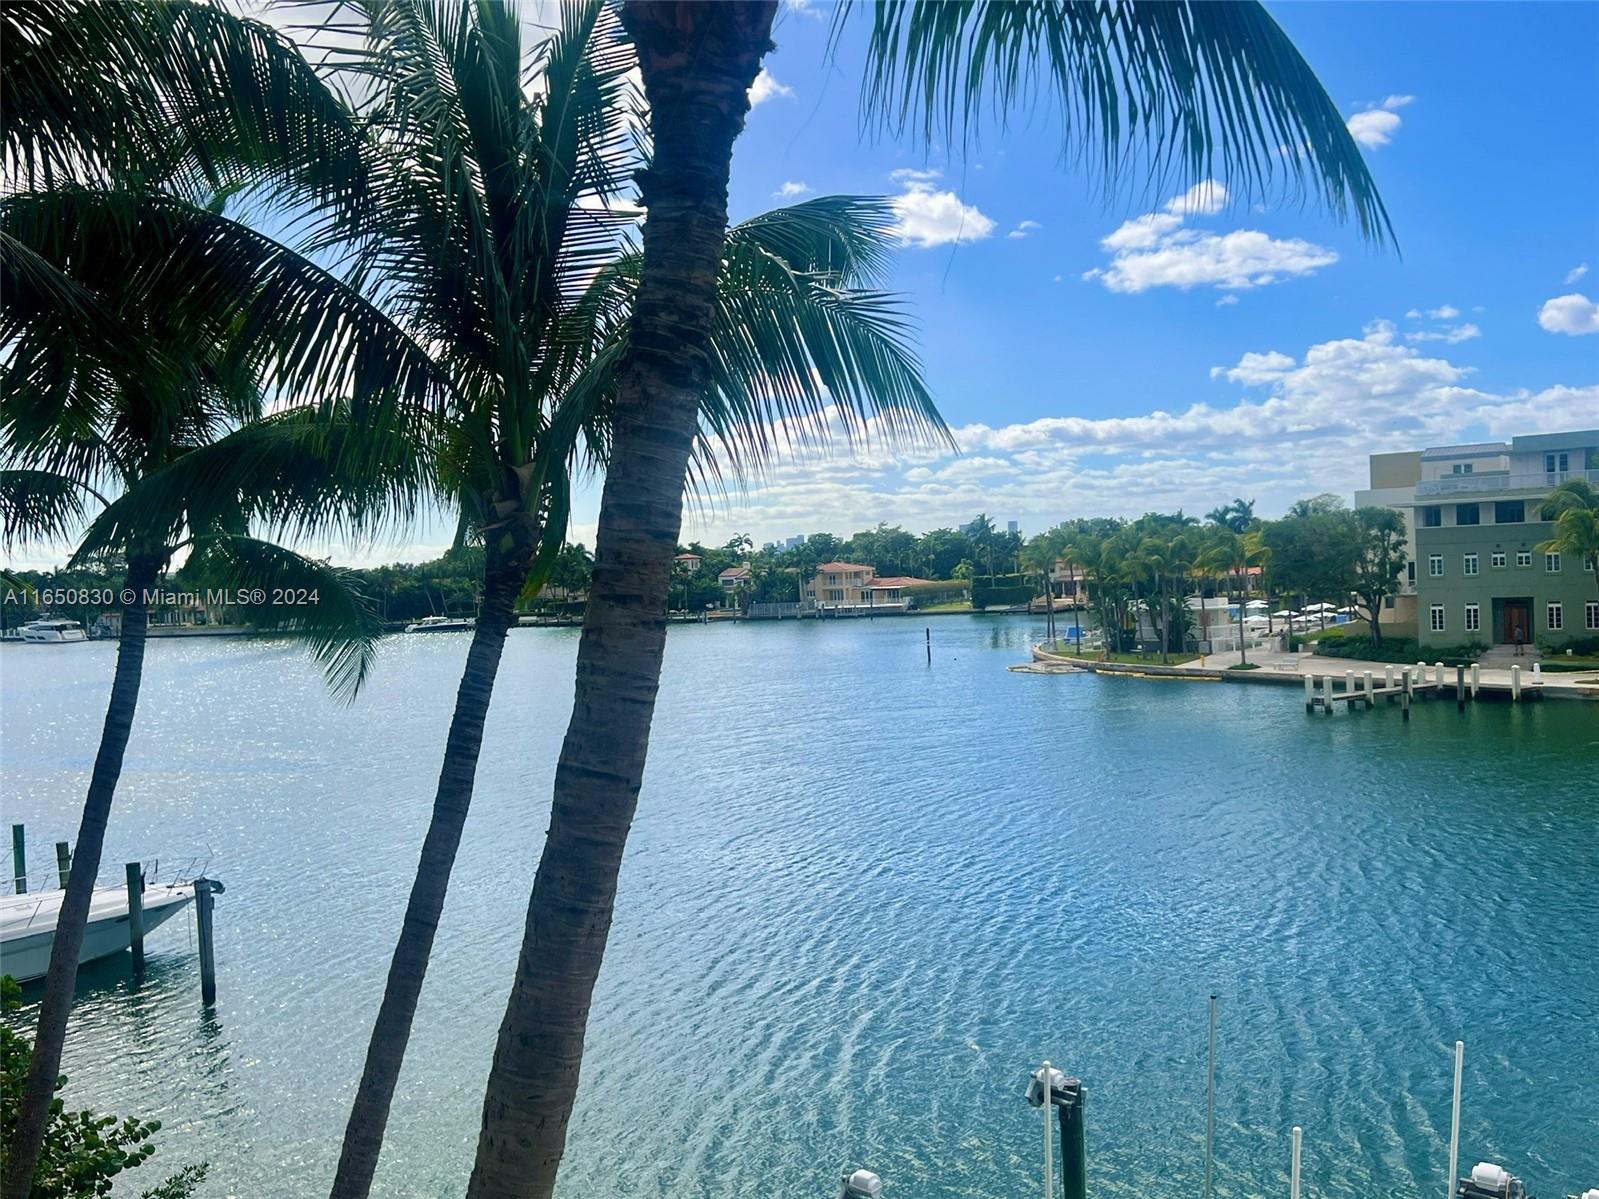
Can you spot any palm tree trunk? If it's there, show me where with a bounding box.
[6,553,160,1199]
[329,551,524,1199]
[466,6,775,1197]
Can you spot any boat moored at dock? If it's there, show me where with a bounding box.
[0,881,196,981]
[16,617,88,643]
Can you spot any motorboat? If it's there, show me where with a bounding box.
[0,881,196,981]
[404,615,476,633]
[18,617,88,643]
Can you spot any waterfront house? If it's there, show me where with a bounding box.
[1358,429,1599,651]
[800,563,931,613]
[673,551,703,572]
[718,563,752,609]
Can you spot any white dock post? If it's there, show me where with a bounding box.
[1304,674,1314,712]
[1363,671,1375,708]
[1344,670,1355,707]
[1290,1125,1302,1199]
[1322,677,1332,715]
[1042,1059,1054,1199]
[1435,661,1447,687]
[1470,663,1480,698]
[1511,664,1521,701]
[1446,1040,1464,1199]
[1532,661,1541,681]
[1385,665,1396,699]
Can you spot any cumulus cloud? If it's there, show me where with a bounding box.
[1538,293,1599,336]
[669,320,1597,548]
[1215,294,1240,307]
[889,170,996,247]
[1405,323,1481,344]
[1565,263,1589,284]
[775,180,812,198]
[1085,180,1335,294]
[1346,94,1414,148]
[748,68,792,107]
[1007,219,1042,240]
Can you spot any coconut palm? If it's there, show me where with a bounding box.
[1199,527,1263,666]
[0,4,430,1189]
[1538,479,1599,600]
[471,2,1392,1192]
[318,6,943,1193]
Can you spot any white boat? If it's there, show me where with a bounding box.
[18,617,88,643]
[0,882,195,982]
[404,615,475,633]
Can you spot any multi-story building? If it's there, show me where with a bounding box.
[801,562,932,612]
[1358,429,1598,651]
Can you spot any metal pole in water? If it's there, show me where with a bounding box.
[125,862,145,976]
[55,841,71,890]
[1290,1125,1302,1199]
[195,877,221,1005]
[1042,1060,1054,1199]
[926,627,931,666]
[1061,1080,1087,1199]
[1446,1040,1463,1199]
[1204,996,1218,1199]
[11,824,25,894]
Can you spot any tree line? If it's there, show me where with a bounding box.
[0,2,1391,1196]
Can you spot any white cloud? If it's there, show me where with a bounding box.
[1087,180,1334,294]
[1427,305,1460,320]
[1538,293,1599,336]
[1346,94,1414,148]
[1565,263,1589,284]
[889,167,943,184]
[1007,219,1042,240]
[665,319,1597,548]
[1215,294,1240,307]
[891,175,995,248]
[775,181,812,198]
[1405,323,1481,344]
[748,68,792,107]
[1163,181,1229,216]
[784,0,824,19]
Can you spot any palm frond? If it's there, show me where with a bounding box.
[846,0,1393,243]
[0,468,90,551]
[190,534,384,702]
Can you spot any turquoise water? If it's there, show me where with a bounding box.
[1,616,1595,1197]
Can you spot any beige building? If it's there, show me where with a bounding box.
[802,562,931,612]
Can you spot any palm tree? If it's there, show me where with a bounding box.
[1538,479,1599,601]
[471,3,1391,1194]
[319,7,944,1193]
[0,5,431,1190]
[1022,531,1060,644]
[966,512,999,578]
[1199,528,1262,666]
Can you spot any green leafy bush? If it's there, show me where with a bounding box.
[1,977,206,1198]
[1308,635,1487,666]
[971,573,1032,608]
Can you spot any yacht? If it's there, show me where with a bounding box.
[404,615,476,633]
[0,881,196,981]
[18,617,88,643]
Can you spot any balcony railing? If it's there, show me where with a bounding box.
[1414,468,1599,497]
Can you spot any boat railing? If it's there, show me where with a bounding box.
[5,848,213,899]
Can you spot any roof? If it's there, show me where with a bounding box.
[719,564,752,580]
[673,552,702,560]
[867,576,933,589]
[814,561,872,572]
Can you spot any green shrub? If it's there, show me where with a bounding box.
[971,573,1032,608]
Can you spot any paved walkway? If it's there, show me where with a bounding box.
[1193,649,1599,697]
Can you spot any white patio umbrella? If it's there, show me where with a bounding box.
[1303,602,1338,613]
[1272,609,1297,618]
[1245,599,1269,609]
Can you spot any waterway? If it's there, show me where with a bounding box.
[1,615,1595,1196]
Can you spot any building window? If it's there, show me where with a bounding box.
[1463,553,1479,576]
[1429,554,1444,577]
[1451,463,1474,475]
[1407,561,1417,585]
[1383,595,1395,610]
[1546,602,1563,632]
[1587,600,1599,630]
[1430,604,1446,633]
[1464,604,1481,633]
[1456,503,1480,525]
[1545,451,1570,479]
[1516,550,1532,568]
[1495,500,1525,524]
[826,588,844,602]
[1421,506,1443,528]
[1545,552,1561,573]
[1490,550,1507,568]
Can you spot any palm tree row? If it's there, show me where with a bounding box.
[3,1,1389,1196]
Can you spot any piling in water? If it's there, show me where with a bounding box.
[195,877,223,1005]
[55,841,71,890]
[126,862,145,976]
[11,824,25,894]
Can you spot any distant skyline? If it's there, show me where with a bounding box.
[7,1,1596,570]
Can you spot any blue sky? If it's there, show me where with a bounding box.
[630,0,1596,552]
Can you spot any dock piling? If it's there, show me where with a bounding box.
[1344,670,1355,709]
[1402,668,1411,722]
[1385,665,1396,701]
[54,841,71,890]
[11,824,25,894]
[1304,674,1313,711]
[1511,664,1521,701]
[125,862,145,976]
[1470,663,1480,698]
[194,876,223,1005]
[1290,1126,1303,1199]
[1456,666,1466,712]
[1363,670,1375,708]
[1435,662,1447,688]
[1322,677,1332,715]
[925,627,931,666]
